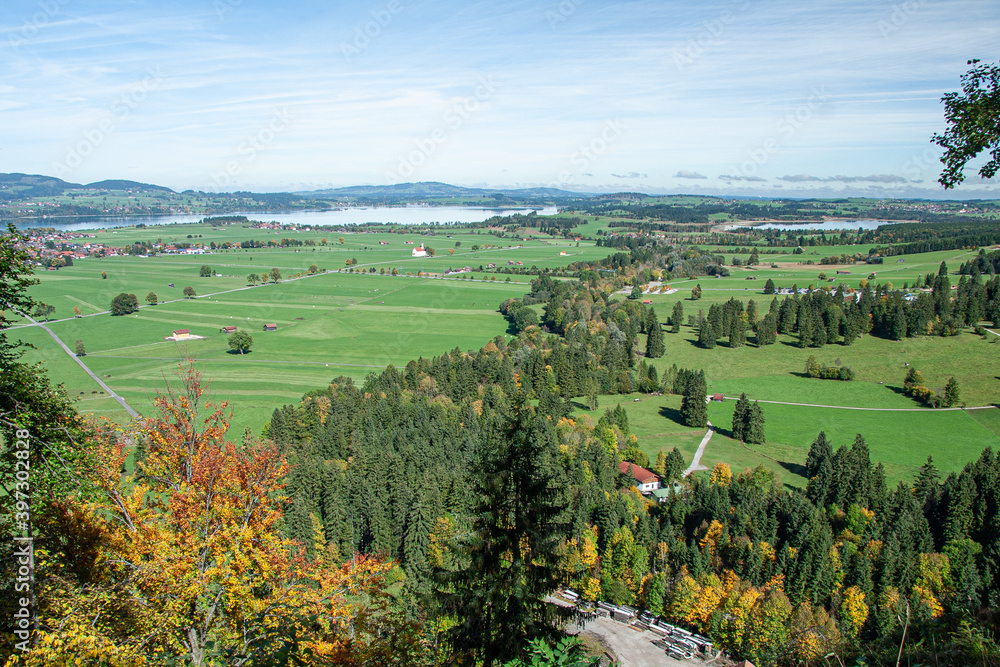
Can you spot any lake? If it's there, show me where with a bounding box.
[746,219,896,231]
[10,205,558,232]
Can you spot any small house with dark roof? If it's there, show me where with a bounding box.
[263,323,277,331]
[619,461,661,494]
[221,325,237,334]
[172,329,190,339]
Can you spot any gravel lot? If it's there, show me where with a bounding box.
[570,614,696,667]
[548,596,720,667]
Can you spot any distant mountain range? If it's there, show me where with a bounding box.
[0,173,174,198]
[0,173,589,201]
[296,181,588,199]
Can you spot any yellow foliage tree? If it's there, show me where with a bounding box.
[10,363,405,667]
[709,462,732,486]
[914,552,952,618]
[666,573,700,624]
[838,585,869,638]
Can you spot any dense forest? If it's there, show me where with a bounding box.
[265,329,1000,666]
[4,220,1000,666]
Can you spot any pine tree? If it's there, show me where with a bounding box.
[914,456,940,505]
[764,278,776,294]
[645,309,665,358]
[746,401,765,445]
[731,393,750,442]
[698,321,716,349]
[805,432,833,507]
[729,312,747,348]
[680,371,708,428]
[444,397,571,666]
[664,447,685,482]
[943,377,960,407]
[671,301,684,333]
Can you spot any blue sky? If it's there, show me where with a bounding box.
[2,0,998,197]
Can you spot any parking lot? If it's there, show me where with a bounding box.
[548,594,721,667]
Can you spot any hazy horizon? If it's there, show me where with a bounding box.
[4,0,999,198]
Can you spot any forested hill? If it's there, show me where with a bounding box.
[270,333,1000,666]
[264,238,1000,665]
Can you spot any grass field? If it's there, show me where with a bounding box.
[14,218,1000,483]
[15,269,526,435]
[579,389,1000,489]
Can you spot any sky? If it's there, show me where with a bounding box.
[2,0,999,198]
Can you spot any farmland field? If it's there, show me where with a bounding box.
[12,218,1000,482]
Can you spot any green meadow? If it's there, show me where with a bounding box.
[13,219,1000,483]
[15,269,529,435]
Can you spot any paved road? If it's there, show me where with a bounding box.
[22,314,139,419]
[683,421,714,477]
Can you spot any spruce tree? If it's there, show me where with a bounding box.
[671,301,684,333]
[664,447,685,482]
[746,401,765,445]
[757,312,777,346]
[943,377,960,407]
[403,494,432,586]
[805,432,833,506]
[680,371,708,428]
[444,398,570,665]
[731,393,750,442]
[698,321,716,349]
[913,456,940,505]
[645,309,665,358]
[729,312,747,348]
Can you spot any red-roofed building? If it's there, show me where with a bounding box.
[619,461,661,494]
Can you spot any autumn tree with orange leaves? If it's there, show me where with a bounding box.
[8,362,420,667]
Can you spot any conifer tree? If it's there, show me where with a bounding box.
[645,308,665,358]
[664,447,685,482]
[757,312,777,346]
[680,371,708,428]
[914,456,940,506]
[746,401,765,445]
[943,377,960,407]
[805,432,833,507]
[671,301,684,333]
[698,321,716,349]
[444,397,570,666]
[729,312,747,348]
[731,393,750,442]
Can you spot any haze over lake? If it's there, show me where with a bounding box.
[9,205,558,232]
